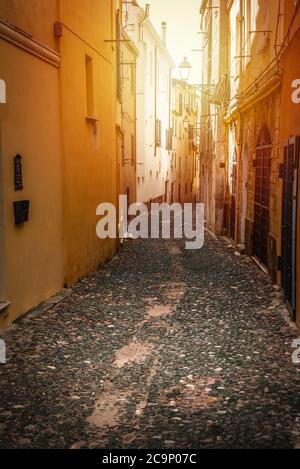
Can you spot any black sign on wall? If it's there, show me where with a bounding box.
[14,154,23,191]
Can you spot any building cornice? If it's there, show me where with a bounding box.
[0,21,60,67]
[225,74,281,122]
[144,18,175,68]
[172,78,199,94]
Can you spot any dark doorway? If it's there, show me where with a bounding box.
[280,137,299,319]
[253,126,272,267]
[230,149,237,240]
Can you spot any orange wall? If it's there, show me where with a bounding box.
[59,0,117,285]
[0,0,119,327]
[0,0,59,49]
[279,25,300,327]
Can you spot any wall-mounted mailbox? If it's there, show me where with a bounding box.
[14,154,23,191]
[13,200,30,225]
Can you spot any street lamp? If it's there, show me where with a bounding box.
[179,57,192,82]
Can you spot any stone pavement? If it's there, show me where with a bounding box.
[0,234,300,449]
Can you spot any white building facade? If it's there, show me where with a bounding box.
[123,3,175,204]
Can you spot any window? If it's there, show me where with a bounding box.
[131,64,135,93]
[121,137,125,166]
[179,93,183,115]
[131,134,135,165]
[166,128,173,151]
[156,119,162,147]
[245,0,251,57]
[85,55,94,116]
[149,51,153,85]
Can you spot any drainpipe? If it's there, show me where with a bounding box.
[168,68,172,131]
[161,21,167,46]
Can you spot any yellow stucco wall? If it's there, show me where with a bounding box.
[0,0,58,50]
[0,39,64,328]
[172,81,198,205]
[59,0,117,285]
[0,0,119,327]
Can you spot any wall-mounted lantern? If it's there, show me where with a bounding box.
[179,57,192,82]
[14,154,23,191]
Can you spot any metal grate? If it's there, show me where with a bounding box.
[253,127,272,268]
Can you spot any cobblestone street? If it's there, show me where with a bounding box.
[0,234,300,449]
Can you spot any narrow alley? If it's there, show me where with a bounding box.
[0,234,299,449]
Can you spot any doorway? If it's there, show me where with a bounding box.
[230,149,237,241]
[253,126,272,267]
[241,144,248,244]
[280,136,299,319]
[0,117,5,304]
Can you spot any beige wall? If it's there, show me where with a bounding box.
[199,0,228,235]
[119,33,137,205]
[171,81,198,204]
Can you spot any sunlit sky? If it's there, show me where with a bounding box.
[138,0,201,84]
